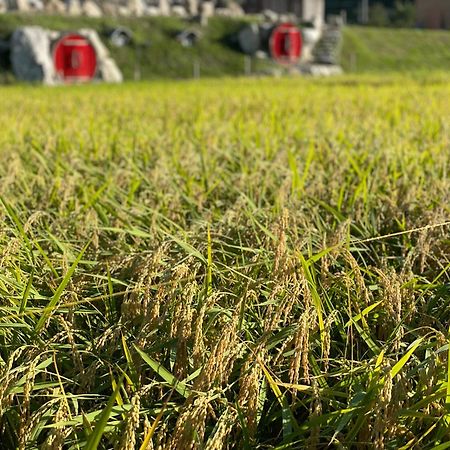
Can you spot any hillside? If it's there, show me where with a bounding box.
[0,14,273,80]
[342,26,450,72]
[1,14,450,79]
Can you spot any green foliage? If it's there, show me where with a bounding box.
[0,75,450,448]
[369,1,417,28]
[369,3,391,27]
[392,1,417,28]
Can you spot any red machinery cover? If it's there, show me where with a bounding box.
[269,23,302,64]
[53,34,97,82]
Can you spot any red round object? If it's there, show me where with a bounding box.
[53,34,97,82]
[269,23,302,64]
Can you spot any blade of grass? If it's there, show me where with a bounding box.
[391,337,424,378]
[257,357,298,441]
[134,345,191,398]
[299,253,324,351]
[85,376,123,450]
[34,241,89,334]
[139,389,174,450]
[19,269,34,315]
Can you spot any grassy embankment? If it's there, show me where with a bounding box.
[0,14,272,80]
[0,76,449,448]
[341,26,450,72]
[1,13,450,79]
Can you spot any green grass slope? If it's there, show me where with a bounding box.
[342,26,450,73]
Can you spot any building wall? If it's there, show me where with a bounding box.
[416,0,450,29]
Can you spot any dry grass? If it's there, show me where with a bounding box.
[0,75,449,449]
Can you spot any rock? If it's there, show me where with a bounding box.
[45,0,65,13]
[266,67,283,77]
[279,13,297,23]
[216,2,244,18]
[299,63,343,77]
[201,1,214,26]
[238,23,260,55]
[48,30,60,40]
[78,29,123,83]
[158,0,170,16]
[117,5,131,16]
[98,57,124,83]
[302,27,321,46]
[262,9,278,23]
[301,26,321,62]
[255,50,268,59]
[215,7,230,17]
[82,0,102,17]
[29,0,44,10]
[15,0,30,11]
[109,27,133,47]
[144,5,160,16]
[176,29,201,47]
[102,2,118,16]
[10,26,56,84]
[228,1,244,17]
[128,0,144,16]
[187,0,199,16]
[0,0,7,12]
[172,5,187,17]
[66,0,81,15]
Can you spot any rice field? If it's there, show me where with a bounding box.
[0,75,449,449]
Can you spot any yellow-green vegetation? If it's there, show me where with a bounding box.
[0,75,449,449]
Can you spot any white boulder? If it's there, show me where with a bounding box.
[172,5,187,17]
[262,9,278,23]
[299,64,343,77]
[79,29,123,83]
[128,0,144,16]
[144,5,160,16]
[66,0,81,15]
[187,0,199,16]
[158,0,170,16]
[11,27,56,84]
[117,5,131,15]
[227,1,245,17]
[45,0,66,13]
[82,0,103,17]
[201,1,215,25]
[301,27,321,62]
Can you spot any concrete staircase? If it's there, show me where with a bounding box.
[312,24,343,65]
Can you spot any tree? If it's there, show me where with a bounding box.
[392,1,416,27]
[369,2,390,26]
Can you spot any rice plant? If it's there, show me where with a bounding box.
[0,75,449,449]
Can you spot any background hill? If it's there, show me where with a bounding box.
[1,14,450,80]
